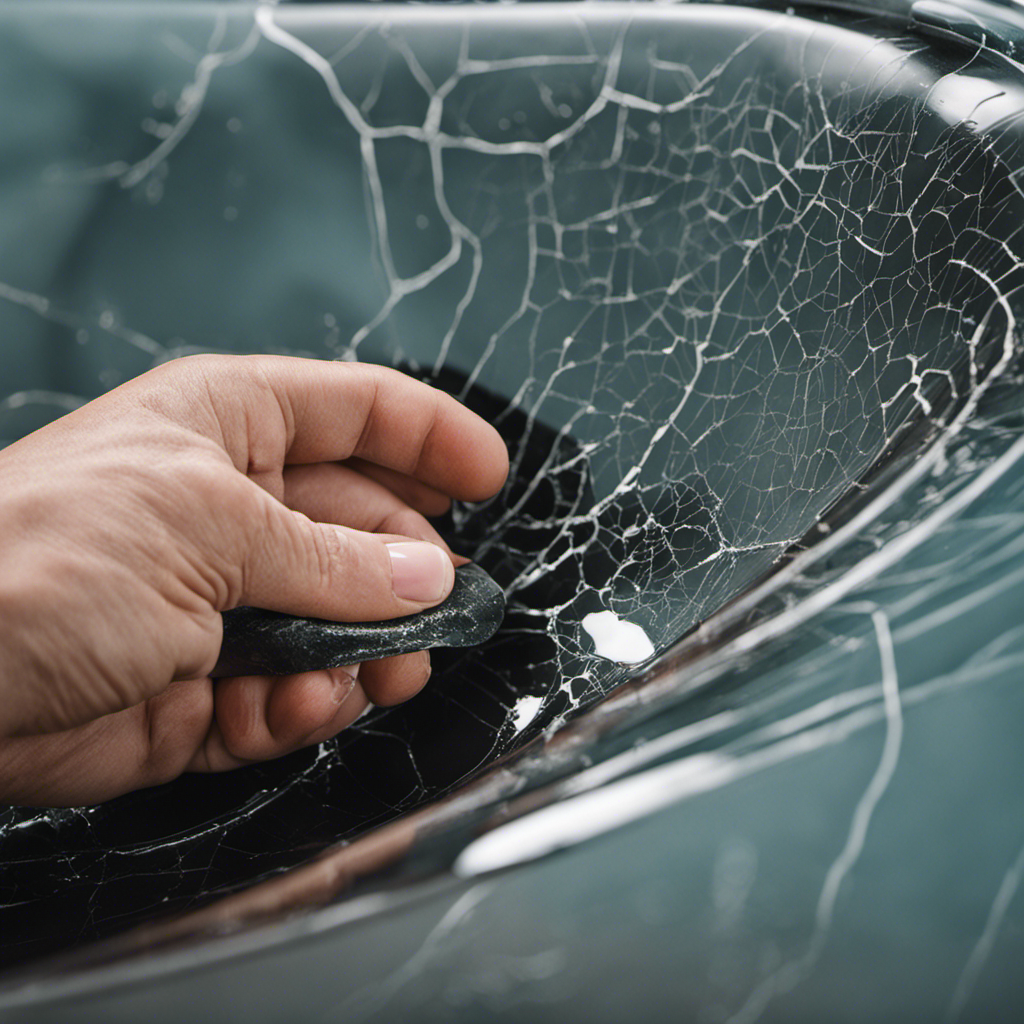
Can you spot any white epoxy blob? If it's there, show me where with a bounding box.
[511,695,544,733]
[581,610,655,664]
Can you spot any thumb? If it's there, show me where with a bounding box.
[238,502,456,621]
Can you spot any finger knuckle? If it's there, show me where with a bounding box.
[176,613,224,680]
[380,508,431,540]
[222,707,266,761]
[372,651,431,706]
[305,521,352,595]
[140,686,211,786]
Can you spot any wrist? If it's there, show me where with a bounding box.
[0,566,34,738]
[0,500,53,737]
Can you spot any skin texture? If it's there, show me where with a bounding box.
[0,355,509,806]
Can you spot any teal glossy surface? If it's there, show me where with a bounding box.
[1,3,1024,1021]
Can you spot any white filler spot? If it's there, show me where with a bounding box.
[511,695,544,733]
[581,610,655,664]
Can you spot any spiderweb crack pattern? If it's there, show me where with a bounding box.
[0,2,1023,983]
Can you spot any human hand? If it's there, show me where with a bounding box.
[0,355,508,805]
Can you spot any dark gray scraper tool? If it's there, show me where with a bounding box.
[212,563,505,678]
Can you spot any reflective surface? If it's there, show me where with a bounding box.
[1,2,1024,1021]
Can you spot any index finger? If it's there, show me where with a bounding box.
[167,355,509,502]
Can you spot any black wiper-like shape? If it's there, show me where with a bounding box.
[213,563,506,678]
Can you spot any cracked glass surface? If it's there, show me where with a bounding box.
[1,2,1023,1020]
